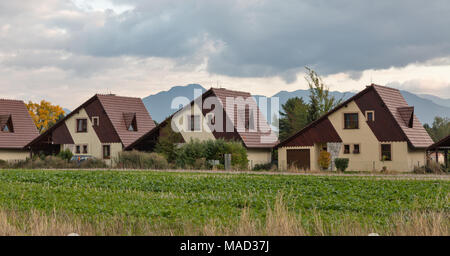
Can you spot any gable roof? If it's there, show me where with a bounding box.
[126,87,278,150]
[277,84,433,149]
[26,94,155,148]
[0,99,39,149]
[427,134,450,150]
[372,85,433,148]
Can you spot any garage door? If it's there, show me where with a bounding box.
[287,149,310,170]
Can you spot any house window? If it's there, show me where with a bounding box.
[76,119,87,133]
[344,144,350,154]
[103,145,111,159]
[344,113,359,129]
[83,145,88,154]
[189,115,201,131]
[76,145,81,154]
[353,144,360,154]
[92,116,99,126]
[366,111,375,122]
[1,124,11,132]
[381,144,392,161]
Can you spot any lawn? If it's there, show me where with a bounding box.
[0,169,448,235]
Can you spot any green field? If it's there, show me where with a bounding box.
[0,169,448,235]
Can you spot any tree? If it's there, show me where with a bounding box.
[305,67,342,123]
[425,116,450,142]
[26,100,65,133]
[278,97,309,141]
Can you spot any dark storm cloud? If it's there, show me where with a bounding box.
[2,0,450,82]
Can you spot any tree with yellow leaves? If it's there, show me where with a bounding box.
[26,100,66,133]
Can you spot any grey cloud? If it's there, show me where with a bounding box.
[2,0,450,82]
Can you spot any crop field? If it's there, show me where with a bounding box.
[0,169,448,235]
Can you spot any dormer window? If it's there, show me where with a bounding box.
[123,112,138,132]
[0,114,14,133]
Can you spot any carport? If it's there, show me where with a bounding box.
[427,134,450,168]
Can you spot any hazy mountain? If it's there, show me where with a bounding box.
[142,84,450,125]
[417,94,450,108]
[142,84,206,123]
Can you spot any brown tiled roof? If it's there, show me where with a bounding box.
[210,88,278,148]
[372,85,434,148]
[0,99,39,149]
[96,95,155,147]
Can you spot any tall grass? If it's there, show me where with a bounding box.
[1,195,447,236]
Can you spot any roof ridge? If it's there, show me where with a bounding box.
[0,98,25,102]
[95,93,142,99]
[211,87,252,95]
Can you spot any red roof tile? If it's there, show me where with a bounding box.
[0,99,39,149]
[96,95,155,147]
[372,85,434,148]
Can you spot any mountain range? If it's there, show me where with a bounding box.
[141,84,450,126]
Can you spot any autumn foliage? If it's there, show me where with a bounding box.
[26,100,65,133]
[318,150,331,170]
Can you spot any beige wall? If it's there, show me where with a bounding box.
[247,148,272,168]
[0,149,29,162]
[171,102,216,143]
[62,108,123,166]
[278,100,427,172]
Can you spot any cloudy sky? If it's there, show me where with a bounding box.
[1,0,449,109]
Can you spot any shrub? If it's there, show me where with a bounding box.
[318,150,331,170]
[116,151,169,169]
[57,149,73,161]
[0,159,8,169]
[224,141,248,170]
[79,158,108,169]
[253,163,273,171]
[154,124,184,163]
[334,158,349,172]
[176,139,207,168]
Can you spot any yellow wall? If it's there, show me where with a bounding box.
[171,102,216,142]
[0,149,29,162]
[247,148,272,168]
[278,100,427,172]
[62,108,123,166]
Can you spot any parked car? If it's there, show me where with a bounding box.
[70,155,94,165]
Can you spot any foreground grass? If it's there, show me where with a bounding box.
[0,169,448,235]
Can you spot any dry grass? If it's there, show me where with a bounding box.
[0,195,447,236]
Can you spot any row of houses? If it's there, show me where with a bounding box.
[0,84,442,171]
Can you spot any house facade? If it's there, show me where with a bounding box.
[26,94,156,165]
[277,84,434,172]
[126,88,278,167]
[0,99,39,162]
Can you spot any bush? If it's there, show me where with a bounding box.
[57,149,73,161]
[79,158,108,169]
[174,139,248,170]
[334,158,349,172]
[318,150,331,170]
[116,151,169,169]
[0,159,8,169]
[253,163,274,171]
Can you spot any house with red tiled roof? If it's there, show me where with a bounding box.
[26,94,156,165]
[276,84,434,172]
[0,99,39,162]
[126,88,278,167]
